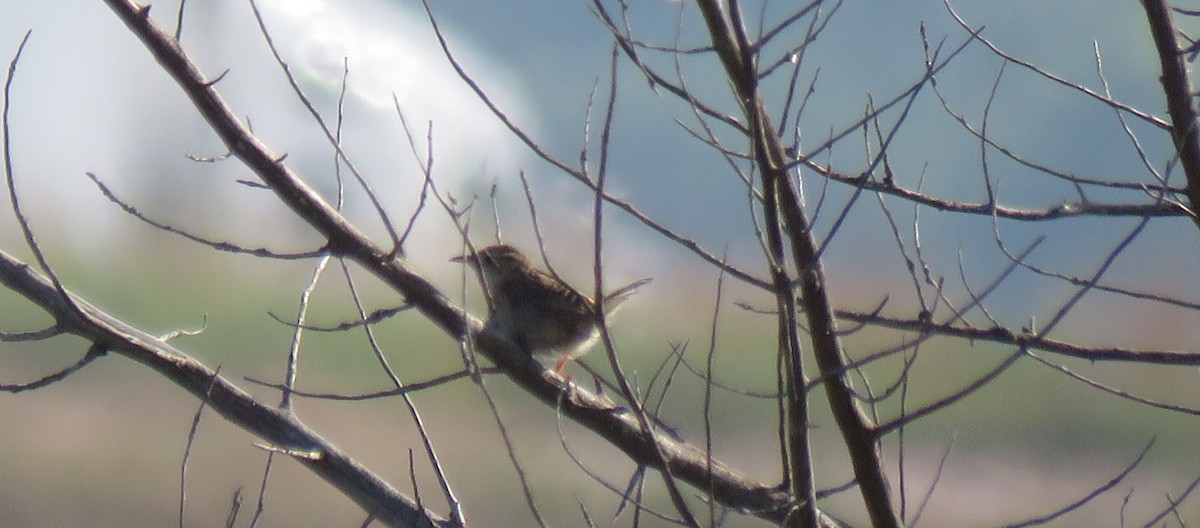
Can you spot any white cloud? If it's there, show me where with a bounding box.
[1,1,538,259]
[254,0,533,174]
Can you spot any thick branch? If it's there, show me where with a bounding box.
[692,1,899,526]
[1142,0,1200,227]
[0,249,450,528]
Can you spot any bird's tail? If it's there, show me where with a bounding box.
[602,277,652,314]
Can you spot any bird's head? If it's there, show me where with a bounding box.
[451,244,534,280]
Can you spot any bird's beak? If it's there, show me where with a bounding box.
[450,254,473,264]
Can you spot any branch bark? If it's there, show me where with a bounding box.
[1141,0,1200,227]
[691,1,900,526]
[0,249,452,528]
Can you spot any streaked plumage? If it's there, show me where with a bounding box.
[452,244,649,373]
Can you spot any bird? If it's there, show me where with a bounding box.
[451,244,650,375]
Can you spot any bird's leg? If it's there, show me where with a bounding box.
[553,357,574,382]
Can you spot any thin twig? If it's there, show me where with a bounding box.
[1004,439,1154,527]
[281,254,330,410]
[179,366,222,528]
[4,31,89,325]
[1140,470,1200,528]
[0,324,62,342]
[590,43,701,528]
[245,367,497,401]
[703,253,728,525]
[86,172,326,260]
[224,487,243,528]
[907,431,954,526]
[424,0,770,290]
[248,453,274,528]
[942,0,1170,130]
[0,343,106,393]
[392,98,435,249]
[267,304,412,332]
[338,259,466,525]
[247,0,404,250]
[552,393,687,526]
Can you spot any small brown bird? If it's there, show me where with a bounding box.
[452,244,650,374]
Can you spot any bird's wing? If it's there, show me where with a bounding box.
[503,272,596,324]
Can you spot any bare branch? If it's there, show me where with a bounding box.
[1003,439,1154,527]
[833,310,1200,366]
[267,304,413,332]
[942,0,1170,131]
[246,0,404,251]
[1140,0,1200,229]
[245,368,500,401]
[180,366,222,528]
[0,248,452,527]
[0,342,106,393]
[280,254,331,410]
[802,162,1189,220]
[87,172,326,259]
[590,45,701,528]
[0,324,62,342]
[1141,471,1200,528]
[4,30,90,326]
